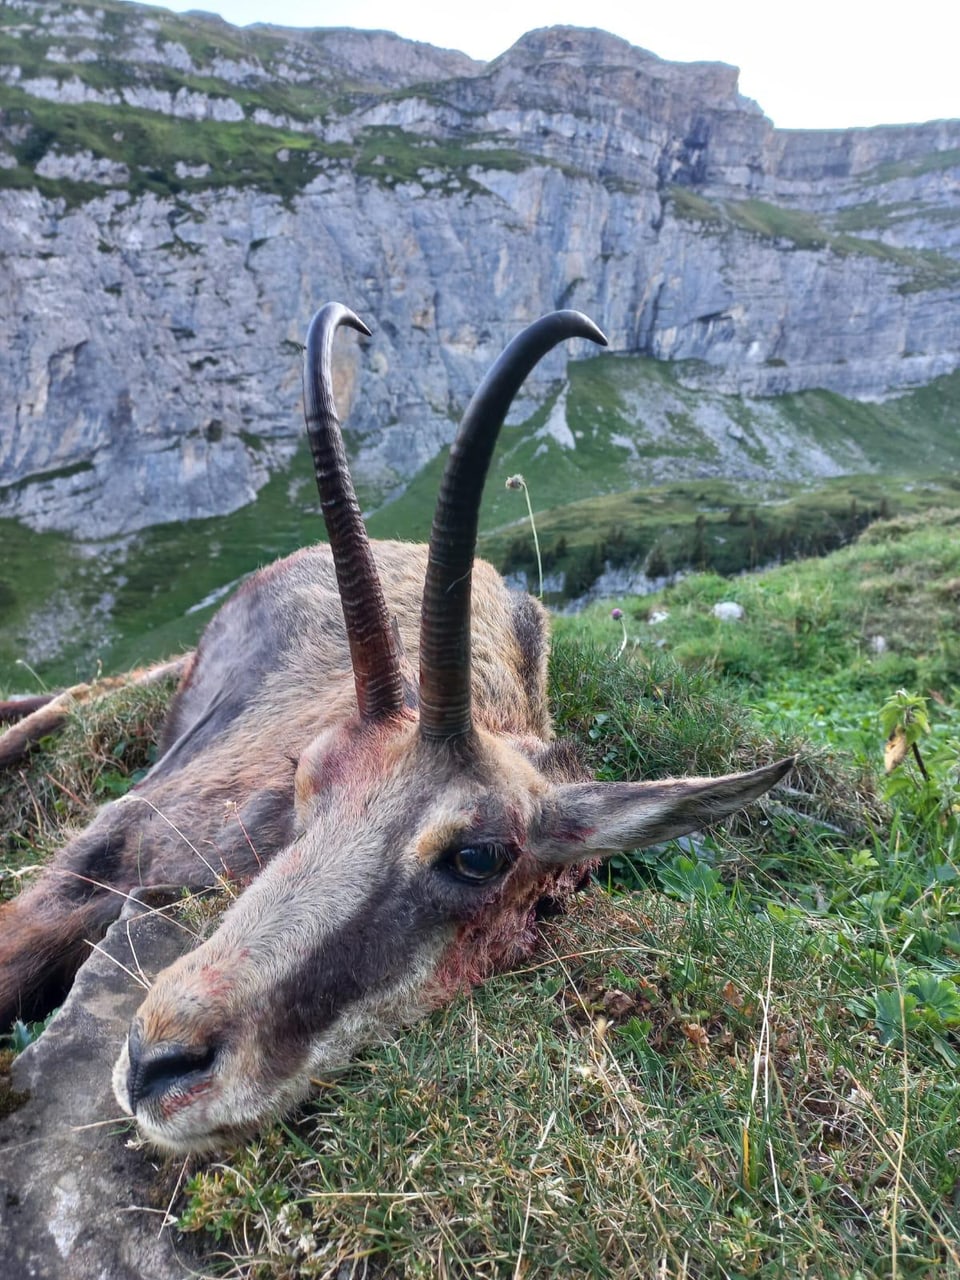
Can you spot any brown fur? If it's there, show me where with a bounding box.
[3,307,793,1154]
[0,544,550,1028]
[2,532,790,1156]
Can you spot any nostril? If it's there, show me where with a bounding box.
[127,1031,218,1113]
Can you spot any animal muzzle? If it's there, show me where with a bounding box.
[123,1019,220,1115]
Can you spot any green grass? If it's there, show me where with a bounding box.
[0,86,349,204]
[830,201,960,237]
[666,191,960,293]
[4,512,960,1276]
[869,147,960,185]
[0,674,176,897]
[569,508,960,705]
[354,125,532,190]
[176,888,960,1277]
[725,198,831,249]
[368,353,960,559]
[0,438,329,688]
[2,475,958,694]
[0,0,512,203]
[479,475,960,601]
[167,511,960,1276]
[666,184,724,224]
[0,99,530,208]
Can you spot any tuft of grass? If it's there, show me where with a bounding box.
[0,675,177,899]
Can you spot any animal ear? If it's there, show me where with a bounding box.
[531,758,794,863]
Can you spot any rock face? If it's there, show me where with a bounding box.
[0,1,958,538]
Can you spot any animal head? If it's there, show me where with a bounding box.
[113,305,792,1152]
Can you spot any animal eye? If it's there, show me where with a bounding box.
[443,843,513,883]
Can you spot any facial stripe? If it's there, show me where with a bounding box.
[265,863,450,1061]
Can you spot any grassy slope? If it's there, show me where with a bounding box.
[2,351,959,687]
[367,357,960,544]
[568,508,960,740]
[480,473,960,598]
[366,353,960,601]
[3,513,959,1276]
[171,512,960,1277]
[0,0,531,205]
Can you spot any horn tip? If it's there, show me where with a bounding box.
[308,302,372,341]
[556,309,608,348]
[345,311,373,338]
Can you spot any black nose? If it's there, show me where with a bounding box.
[126,1022,218,1113]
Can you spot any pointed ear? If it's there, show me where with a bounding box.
[531,758,794,864]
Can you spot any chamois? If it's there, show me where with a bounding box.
[0,306,792,1153]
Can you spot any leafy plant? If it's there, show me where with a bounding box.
[881,690,960,843]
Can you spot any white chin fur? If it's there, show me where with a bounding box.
[112,942,446,1152]
[112,1042,133,1117]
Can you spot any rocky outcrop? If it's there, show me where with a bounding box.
[0,889,201,1280]
[0,2,957,537]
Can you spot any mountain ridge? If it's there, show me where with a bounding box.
[0,0,958,539]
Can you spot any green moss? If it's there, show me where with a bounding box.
[354,125,530,190]
[0,1049,29,1119]
[667,185,723,223]
[0,87,350,205]
[725,199,829,249]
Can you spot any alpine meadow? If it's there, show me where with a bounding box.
[1,2,959,1278]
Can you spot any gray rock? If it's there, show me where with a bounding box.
[0,8,958,537]
[0,889,203,1280]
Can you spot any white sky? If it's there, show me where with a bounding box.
[125,0,960,130]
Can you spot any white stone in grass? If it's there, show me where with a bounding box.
[712,601,745,621]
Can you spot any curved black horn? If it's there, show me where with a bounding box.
[418,311,608,742]
[303,303,406,721]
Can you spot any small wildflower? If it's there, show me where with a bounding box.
[277,1203,299,1233]
[611,607,628,659]
[296,1232,318,1259]
[504,474,543,597]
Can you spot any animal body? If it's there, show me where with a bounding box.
[0,306,792,1153]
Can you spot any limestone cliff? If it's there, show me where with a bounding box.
[0,1,957,537]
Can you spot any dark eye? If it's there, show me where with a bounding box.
[443,843,513,884]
